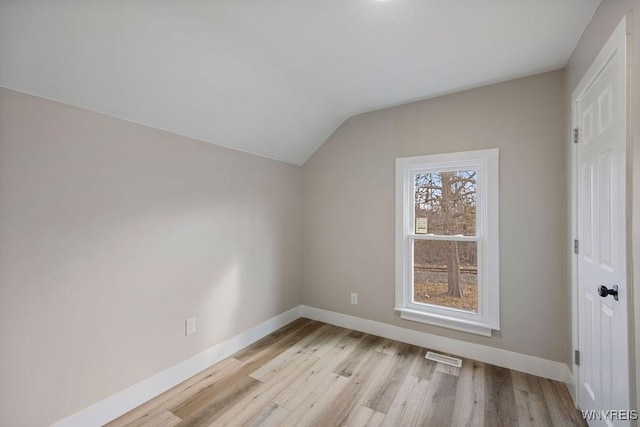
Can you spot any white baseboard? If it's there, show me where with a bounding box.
[52,306,303,427]
[300,305,570,383]
[54,304,574,426]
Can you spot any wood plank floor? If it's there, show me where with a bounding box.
[107,318,586,427]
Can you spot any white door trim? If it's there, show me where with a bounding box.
[570,15,630,410]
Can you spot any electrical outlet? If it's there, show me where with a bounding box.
[185,316,196,336]
[350,293,358,305]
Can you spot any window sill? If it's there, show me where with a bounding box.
[394,307,495,337]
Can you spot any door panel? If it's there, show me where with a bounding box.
[583,292,595,400]
[597,150,613,269]
[582,162,594,260]
[601,303,614,410]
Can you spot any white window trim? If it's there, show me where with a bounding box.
[395,148,500,337]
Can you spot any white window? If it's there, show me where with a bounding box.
[395,148,500,336]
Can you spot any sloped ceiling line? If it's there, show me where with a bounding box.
[0,0,600,165]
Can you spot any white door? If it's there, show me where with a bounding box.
[575,17,629,426]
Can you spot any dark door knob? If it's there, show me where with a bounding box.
[598,284,618,301]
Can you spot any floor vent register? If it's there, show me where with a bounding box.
[425,351,462,368]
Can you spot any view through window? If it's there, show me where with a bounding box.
[413,170,478,312]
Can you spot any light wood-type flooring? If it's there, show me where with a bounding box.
[107,318,586,427]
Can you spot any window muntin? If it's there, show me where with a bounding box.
[395,149,499,336]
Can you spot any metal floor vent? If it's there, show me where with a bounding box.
[425,351,462,368]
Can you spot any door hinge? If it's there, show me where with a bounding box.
[573,128,579,144]
[574,239,579,254]
[575,350,580,366]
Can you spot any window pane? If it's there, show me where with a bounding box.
[413,240,478,312]
[414,170,476,236]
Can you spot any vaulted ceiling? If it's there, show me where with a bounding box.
[0,0,600,165]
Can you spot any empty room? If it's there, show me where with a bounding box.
[1,0,639,426]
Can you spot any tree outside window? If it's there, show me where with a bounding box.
[414,170,477,311]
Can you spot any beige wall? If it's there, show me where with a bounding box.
[564,0,640,410]
[0,87,303,427]
[302,70,567,362]
[5,5,638,423]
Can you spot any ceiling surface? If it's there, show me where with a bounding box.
[0,0,600,165]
